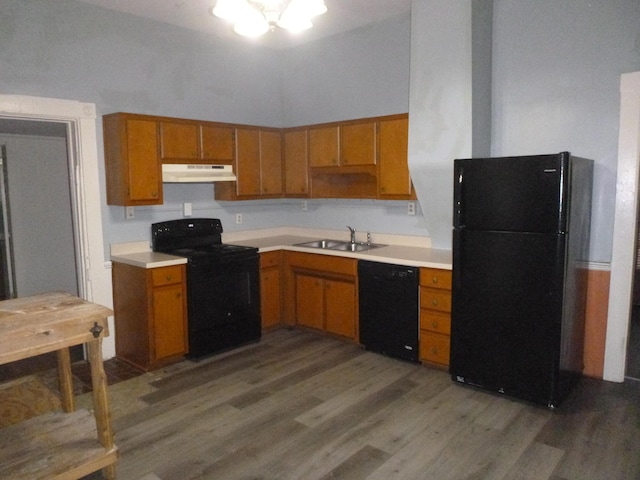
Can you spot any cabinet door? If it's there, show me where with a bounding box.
[127,119,162,203]
[284,129,309,196]
[152,283,187,360]
[235,128,261,196]
[296,274,324,330]
[324,279,356,339]
[260,130,283,196]
[378,117,412,197]
[261,266,281,329]
[341,122,376,166]
[201,124,234,163]
[159,121,199,161]
[309,126,339,167]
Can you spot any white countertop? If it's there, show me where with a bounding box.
[110,228,452,270]
[228,235,452,269]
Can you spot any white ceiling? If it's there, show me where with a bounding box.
[75,0,412,49]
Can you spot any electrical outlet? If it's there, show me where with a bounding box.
[125,206,135,220]
[183,202,192,217]
[302,200,307,211]
[407,202,416,216]
[236,213,242,224]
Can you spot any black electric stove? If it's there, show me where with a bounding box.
[152,218,261,359]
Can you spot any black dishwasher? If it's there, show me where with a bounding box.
[358,260,419,363]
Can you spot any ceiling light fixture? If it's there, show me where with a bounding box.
[212,0,327,38]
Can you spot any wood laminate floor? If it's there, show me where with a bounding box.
[81,328,640,480]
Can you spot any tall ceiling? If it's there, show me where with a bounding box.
[75,0,412,48]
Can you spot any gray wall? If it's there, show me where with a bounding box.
[490,0,640,262]
[409,0,640,259]
[281,13,411,126]
[0,134,78,296]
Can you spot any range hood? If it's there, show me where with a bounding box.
[162,164,237,183]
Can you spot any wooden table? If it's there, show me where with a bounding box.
[0,292,118,479]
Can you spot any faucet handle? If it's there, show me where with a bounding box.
[346,225,355,233]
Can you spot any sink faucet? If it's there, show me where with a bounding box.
[347,225,356,244]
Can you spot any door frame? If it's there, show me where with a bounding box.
[0,95,114,357]
[606,71,640,382]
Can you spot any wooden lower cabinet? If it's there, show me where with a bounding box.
[285,252,358,341]
[295,274,325,330]
[112,262,188,371]
[419,267,452,368]
[260,251,282,330]
[324,278,356,338]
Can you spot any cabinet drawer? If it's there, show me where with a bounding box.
[420,331,450,366]
[420,309,451,335]
[260,250,281,269]
[287,252,357,277]
[420,287,451,313]
[420,268,452,290]
[151,265,183,287]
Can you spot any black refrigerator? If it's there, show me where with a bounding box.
[450,152,593,408]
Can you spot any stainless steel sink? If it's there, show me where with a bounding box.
[294,239,346,249]
[294,239,385,252]
[331,242,384,252]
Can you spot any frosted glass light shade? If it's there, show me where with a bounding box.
[212,0,327,37]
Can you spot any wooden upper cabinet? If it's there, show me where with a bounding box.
[341,122,376,166]
[159,121,199,161]
[309,126,339,167]
[104,111,412,204]
[219,127,282,199]
[260,130,283,196]
[308,121,376,168]
[159,120,235,164]
[103,113,162,206]
[235,128,262,197]
[201,124,234,163]
[284,129,309,197]
[378,116,414,199]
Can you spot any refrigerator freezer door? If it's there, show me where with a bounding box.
[451,229,566,405]
[454,153,569,234]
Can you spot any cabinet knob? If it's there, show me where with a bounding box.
[431,321,438,328]
[152,192,158,197]
[431,299,438,306]
[430,347,439,355]
[166,275,172,281]
[432,277,438,284]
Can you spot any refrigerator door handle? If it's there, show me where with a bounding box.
[452,229,462,290]
[454,166,464,228]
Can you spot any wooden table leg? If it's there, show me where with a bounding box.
[56,348,75,413]
[87,338,117,479]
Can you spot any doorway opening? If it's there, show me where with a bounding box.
[0,145,16,300]
[0,95,112,358]
[0,119,82,362]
